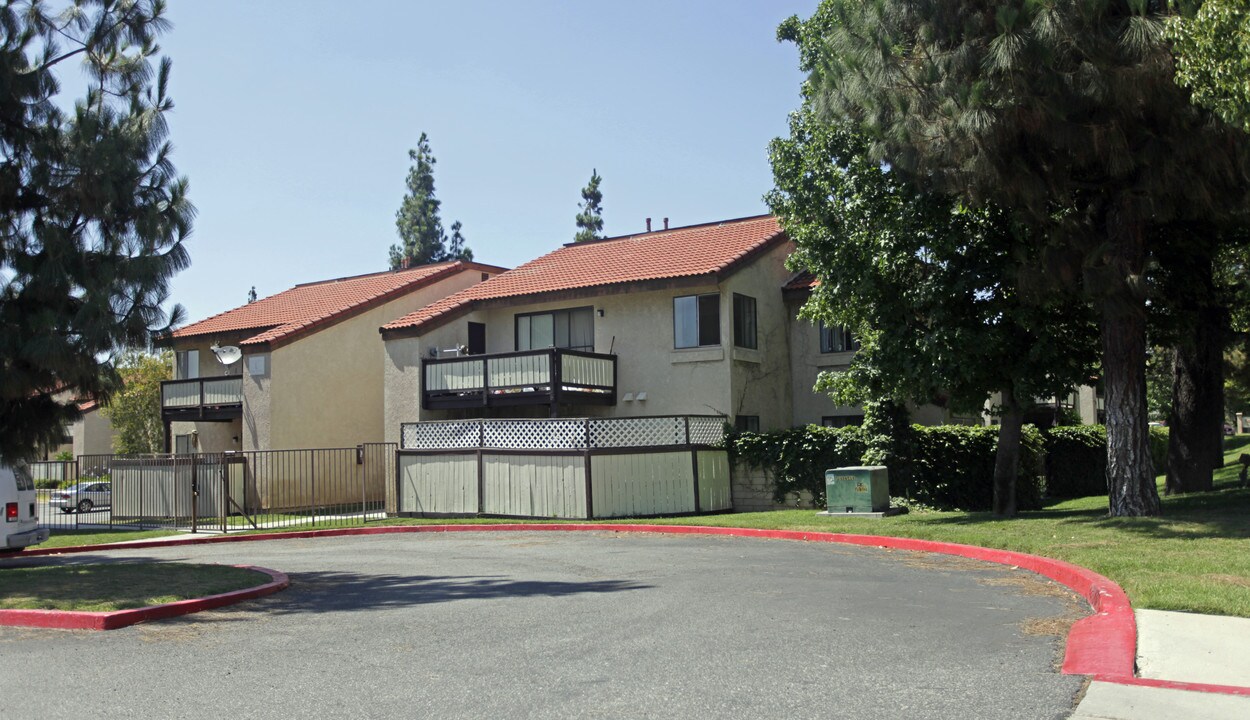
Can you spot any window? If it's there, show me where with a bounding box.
[516,306,594,351]
[247,354,269,377]
[822,415,864,428]
[732,294,757,349]
[734,415,760,433]
[674,294,720,348]
[175,350,199,379]
[819,322,859,354]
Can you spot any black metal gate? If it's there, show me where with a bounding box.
[36,444,397,536]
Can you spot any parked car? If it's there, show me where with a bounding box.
[49,481,112,513]
[2,463,50,552]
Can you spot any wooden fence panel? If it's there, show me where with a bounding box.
[590,452,695,518]
[696,450,732,511]
[482,454,586,518]
[399,453,479,514]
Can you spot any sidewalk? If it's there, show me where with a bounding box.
[1071,610,1250,719]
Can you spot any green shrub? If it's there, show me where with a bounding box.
[1041,424,1170,499]
[1042,425,1107,498]
[730,422,1044,512]
[1149,426,1169,472]
[907,425,1044,512]
[728,425,866,506]
[34,478,63,490]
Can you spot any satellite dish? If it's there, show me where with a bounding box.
[210,344,242,366]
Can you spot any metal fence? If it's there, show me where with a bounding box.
[36,444,396,535]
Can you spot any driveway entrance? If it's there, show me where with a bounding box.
[0,531,1085,719]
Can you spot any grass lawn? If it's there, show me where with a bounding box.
[0,563,270,612]
[38,529,180,549]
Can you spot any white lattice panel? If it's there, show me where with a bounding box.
[687,417,726,446]
[482,419,587,449]
[589,417,686,448]
[401,421,480,450]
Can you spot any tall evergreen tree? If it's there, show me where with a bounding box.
[781,0,1250,516]
[574,169,605,242]
[0,0,193,465]
[387,133,472,268]
[769,112,1099,517]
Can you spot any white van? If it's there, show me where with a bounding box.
[2,462,50,552]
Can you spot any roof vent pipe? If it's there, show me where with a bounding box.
[646,217,652,232]
[663,217,669,230]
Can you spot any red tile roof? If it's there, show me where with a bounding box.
[171,261,505,347]
[382,215,786,336]
[783,272,819,292]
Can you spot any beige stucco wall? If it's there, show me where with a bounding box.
[262,270,486,450]
[786,298,864,427]
[723,242,794,430]
[170,418,241,454]
[73,409,118,456]
[385,242,811,436]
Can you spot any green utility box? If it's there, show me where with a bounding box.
[825,466,890,514]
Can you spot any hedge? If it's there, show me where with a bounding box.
[728,425,866,505]
[1041,424,1170,499]
[907,425,1045,512]
[729,423,1044,511]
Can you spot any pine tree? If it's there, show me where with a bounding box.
[0,1,193,465]
[574,169,605,242]
[387,133,472,268]
[781,1,1250,516]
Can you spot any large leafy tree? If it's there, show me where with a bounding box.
[0,0,192,465]
[1169,0,1250,131]
[781,0,1250,516]
[769,109,1099,517]
[387,132,472,268]
[574,168,604,242]
[101,350,170,454]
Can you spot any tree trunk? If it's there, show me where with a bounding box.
[1097,210,1162,517]
[1165,255,1227,493]
[992,384,1022,519]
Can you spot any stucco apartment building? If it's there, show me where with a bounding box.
[379,215,871,440]
[159,260,504,453]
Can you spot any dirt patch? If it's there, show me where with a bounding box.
[979,574,1080,601]
[1021,615,1079,638]
[1203,573,1250,588]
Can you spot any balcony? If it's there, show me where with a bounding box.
[422,348,616,411]
[160,376,243,420]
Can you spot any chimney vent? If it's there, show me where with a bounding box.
[663,217,669,230]
[646,217,652,232]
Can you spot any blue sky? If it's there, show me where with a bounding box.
[147,1,815,322]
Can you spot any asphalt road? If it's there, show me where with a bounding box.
[0,531,1086,719]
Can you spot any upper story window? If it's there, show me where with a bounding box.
[175,350,199,379]
[732,294,757,350]
[819,321,860,354]
[516,306,594,352]
[674,293,720,349]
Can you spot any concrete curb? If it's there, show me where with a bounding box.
[16,522,1247,696]
[0,565,288,631]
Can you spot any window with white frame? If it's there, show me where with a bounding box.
[175,350,199,379]
[674,294,720,349]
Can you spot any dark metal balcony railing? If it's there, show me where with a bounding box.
[160,376,243,419]
[421,348,616,411]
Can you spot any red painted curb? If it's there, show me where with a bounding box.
[18,522,1244,696]
[0,565,288,631]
